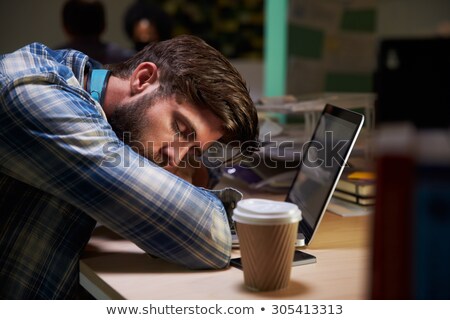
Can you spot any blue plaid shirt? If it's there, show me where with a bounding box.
[0,43,237,299]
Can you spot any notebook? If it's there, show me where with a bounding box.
[230,104,365,248]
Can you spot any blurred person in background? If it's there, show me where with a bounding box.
[124,0,173,52]
[58,0,133,64]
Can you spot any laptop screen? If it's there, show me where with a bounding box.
[286,104,364,245]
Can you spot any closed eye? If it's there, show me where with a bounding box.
[172,120,181,135]
[174,112,197,141]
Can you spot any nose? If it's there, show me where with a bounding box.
[164,144,191,167]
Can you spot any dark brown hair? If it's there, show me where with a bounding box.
[106,35,259,158]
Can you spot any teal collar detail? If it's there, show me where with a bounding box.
[87,69,111,105]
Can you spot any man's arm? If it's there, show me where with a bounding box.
[165,160,210,188]
[0,80,231,269]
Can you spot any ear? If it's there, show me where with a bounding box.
[129,62,158,95]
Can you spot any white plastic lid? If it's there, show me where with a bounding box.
[232,198,302,226]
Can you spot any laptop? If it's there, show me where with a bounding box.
[230,104,365,251]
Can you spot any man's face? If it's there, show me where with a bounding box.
[108,91,224,170]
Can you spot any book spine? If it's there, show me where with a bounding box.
[357,197,375,206]
[333,190,375,206]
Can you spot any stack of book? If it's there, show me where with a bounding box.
[332,169,376,206]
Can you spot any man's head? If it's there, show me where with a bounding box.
[105,35,259,169]
[123,0,173,51]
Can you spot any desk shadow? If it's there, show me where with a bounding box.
[235,280,310,298]
[308,243,358,250]
[90,225,124,240]
[82,251,228,275]
[81,243,112,259]
[81,226,129,259]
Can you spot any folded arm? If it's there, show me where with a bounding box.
[0,80,231,269]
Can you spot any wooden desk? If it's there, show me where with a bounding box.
[80,210,371,299]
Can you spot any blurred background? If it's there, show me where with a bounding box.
[0,0,264,58]
[1,0,450,100]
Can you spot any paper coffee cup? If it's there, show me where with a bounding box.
[232,198,302,291]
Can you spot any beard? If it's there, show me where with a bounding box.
[107,92,168,166]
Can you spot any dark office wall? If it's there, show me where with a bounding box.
[285,0,450,96]
[149,0,264,59]
[0,0,264,59]
[378,0,450,38]
[0,0,135,54]
[2,0,450,56]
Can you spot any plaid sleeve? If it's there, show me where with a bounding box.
[0,78,231,269]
